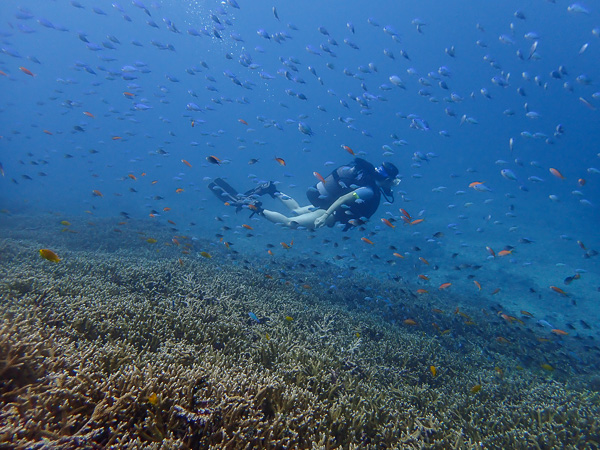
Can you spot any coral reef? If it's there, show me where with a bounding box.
[0,228,599,448]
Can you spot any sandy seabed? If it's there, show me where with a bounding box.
[0,216,599,449]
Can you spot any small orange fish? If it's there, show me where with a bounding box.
[313,171,326,183]
[39,248,61,262]
[267,250,274,256]
[549,168,565,180]
[520,310,534,317]
[485,246,495,257]
[416,289,428,294]
[496,336,510,344]
[163,207,171,212]
[43,129,53,135]
[551,329,568,336]
[128,174,137,181]
[19,66,35,77]
[500,313,516,323]
[83,111,94,118]
[168,220,176,225]
[175,188,184,193]
[410,218,424,225]
[381,218,395,229]
[403,319,417,326]
[497,249,512,256]
[361,237,374,245]
[491,288,501,295]
[123,91,135,98]
[181,159,192,168]
[578,178,586,187]
[392,252,404,258]
[274,157,286,166]
[419,256,429,265]
[238,118,248,125]
[341,145,355,155]
[281,242,291,249]
[92,190,103,197]
[473,280,482,290]
[550,286,568,296]
[206,155,221,165]
[468,181,485,188]
[432,308,444,314]
[112,136,122,140]
[0,70,7,77]
[399,208,411,219]
[577,240,586,250]
[439,282,452,290]
[418,274,429,281]
[151,180,158,185]
[242,224,253,230]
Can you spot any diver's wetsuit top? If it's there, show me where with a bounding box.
[306,158,381,229]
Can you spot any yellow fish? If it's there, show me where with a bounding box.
[430,365,437,377]
[470,384,482,394]
[148,393,158,406]
[146,238,157,244]
[285,316,294,322]
[541,364,554,372]
[60,220,71,226]
[200,251,212,258]
[39,249,61,263]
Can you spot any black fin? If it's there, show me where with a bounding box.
[208,177,240,202]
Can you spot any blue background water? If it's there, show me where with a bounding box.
[0,0,598,329]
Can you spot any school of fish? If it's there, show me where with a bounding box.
[0,1,598,359]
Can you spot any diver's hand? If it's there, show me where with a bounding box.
[314,213,328,228]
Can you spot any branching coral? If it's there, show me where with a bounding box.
[0,233,599,448]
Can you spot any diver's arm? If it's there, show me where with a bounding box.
[314,189,362,228]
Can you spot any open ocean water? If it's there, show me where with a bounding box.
[1,0,599,448]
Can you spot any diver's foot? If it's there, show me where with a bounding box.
[248,200,264,217]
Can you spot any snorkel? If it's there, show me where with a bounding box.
[375,162,400,203]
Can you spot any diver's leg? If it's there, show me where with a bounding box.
[262,209,294,226]
[276,192,316,215]
[276,192,300,210]
[289,210,328,229]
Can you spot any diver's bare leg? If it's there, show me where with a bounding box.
[276,192,315,215]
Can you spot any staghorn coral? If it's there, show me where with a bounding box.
[0,231,599,449]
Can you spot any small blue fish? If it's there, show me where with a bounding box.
[248,312,260,323]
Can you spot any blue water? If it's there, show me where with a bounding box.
[0,1,598,330]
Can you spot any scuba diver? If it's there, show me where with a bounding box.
[208,158,400,231]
